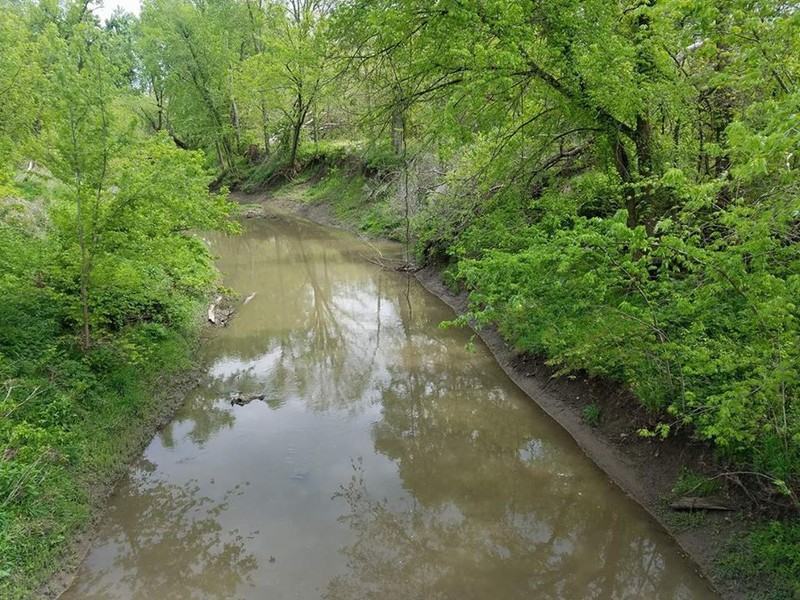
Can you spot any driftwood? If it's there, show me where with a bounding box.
[360,239,420,273]
[670,496,732,511]
[243,292,257,305]
[207,295,223,324]
[208,296,235,326]
[362,253,420,273]
[230,392,266,406]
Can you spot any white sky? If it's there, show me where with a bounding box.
[92,0,142,22]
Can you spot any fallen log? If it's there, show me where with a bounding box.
[670,496,732,511]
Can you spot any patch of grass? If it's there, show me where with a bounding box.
[303,166,404,239]
[665,509,708,531]
[718,520,800,600]
[672,468,721,497]
[239,153,286,191]
[582,402,601,427]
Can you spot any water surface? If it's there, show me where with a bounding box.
[63,214,718,600]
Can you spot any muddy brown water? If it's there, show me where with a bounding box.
[62,214,719,600]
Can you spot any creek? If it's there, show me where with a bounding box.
[62,214,718,600]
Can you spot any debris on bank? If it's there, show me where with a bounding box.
[207,295,236,326]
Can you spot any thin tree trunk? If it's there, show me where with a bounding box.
[69,105,91,352]
[289,116,302,169]
[77,190,91,353]
[231,98,241,151]
[261,99,271,155]
[392,103,405,157]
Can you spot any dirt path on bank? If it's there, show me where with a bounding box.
[237,188,751,600]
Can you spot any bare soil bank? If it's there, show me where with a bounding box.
[241,188,750,600]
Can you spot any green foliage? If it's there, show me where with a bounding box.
[0,6,238,598]
[719,520,800,600]
[448,190,800,490]
[0,0,799,596]
[582,403,601,427]
[0,187,216,598]
[0,6,43,184]
[306,164,404,239]
[0,322,199,599]
[138,0,252,173]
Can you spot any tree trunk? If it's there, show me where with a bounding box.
[261,99,271,156]
[231,98,241,151]
[288,115,302,170]
[392,104,405,156]
[76,188,91,353]
[613,137,638,229]
[288,93,309,171]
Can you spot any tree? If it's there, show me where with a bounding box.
[0,4,42,188]
[237,0,333,171]
[41,19,119,351]
[138,0,252,173]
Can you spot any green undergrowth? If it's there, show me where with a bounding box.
[1,154,234,598]
[719,520,800,600]
[423,181,800,505]
[303,166,404,240]
[412,161,800,596]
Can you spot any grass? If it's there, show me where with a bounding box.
[582,402,601,427]
[268,162,405,241]
[665,508,709,531]
[672,468,721,497]
[240,139,407,241]
[718,519,800,600]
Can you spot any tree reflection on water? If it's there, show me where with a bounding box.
[325,459,698,600]
[66,462,258,600]
[323,296,704,600]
